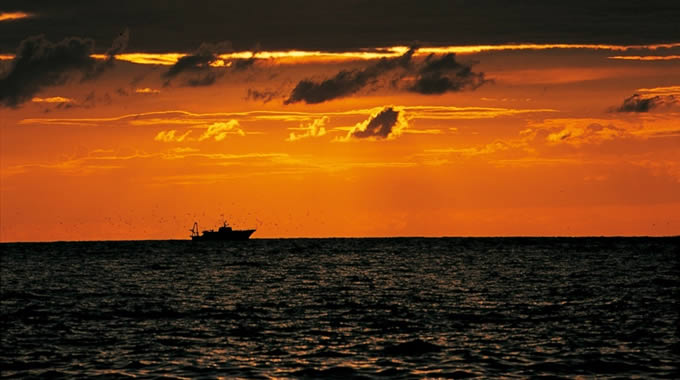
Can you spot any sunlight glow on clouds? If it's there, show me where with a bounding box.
[3,42,672,66]
[0,12,31,22]
[154,130,191,142]
[17,106,557,127]
[135,88,161,94]
[198,121,245,141]
[31,96,74,104]
[286,117,328,142]
[608,55,680,61]
[636,86,680,96]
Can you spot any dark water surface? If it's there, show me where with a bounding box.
[2,238,679,378]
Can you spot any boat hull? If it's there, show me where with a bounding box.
[191,229,255,241]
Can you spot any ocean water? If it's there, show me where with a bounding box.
[1,237,678,378]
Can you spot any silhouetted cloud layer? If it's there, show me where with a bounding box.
[0,32,128,108]
[2,1,678,52]
[615,93,678,112]
[283,48,486,104]
[284,48,415,104]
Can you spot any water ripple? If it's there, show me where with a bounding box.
[1,237,678,378]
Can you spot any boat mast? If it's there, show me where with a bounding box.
[190,222,199,237]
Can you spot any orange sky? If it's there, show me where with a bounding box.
[2,40,679,240]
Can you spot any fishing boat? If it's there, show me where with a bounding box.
[190,221,255,241]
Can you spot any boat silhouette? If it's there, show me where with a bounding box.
[190,221,255,241]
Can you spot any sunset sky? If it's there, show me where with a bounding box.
[1,1,679,241]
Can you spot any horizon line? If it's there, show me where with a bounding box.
[2,235,678,244]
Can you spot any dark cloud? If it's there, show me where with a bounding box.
[284,47,415,104]
[408,53,487,94]
[0,31,128,108]
[162,41,231,86]
[234,43,261,71]
[64,91,111,109]
[163,41,231,79]
[85,28,130,80]
[0,35,95,108]
[233,57,258,71]
[106,28,130,58]
[247,89,279,103]
[185,73,218,87]
[351,107,401,139]
[615,94,678,112]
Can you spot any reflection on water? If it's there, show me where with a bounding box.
[1,237,678,378]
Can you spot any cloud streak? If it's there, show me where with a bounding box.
[614,93,679,112]
[0,11,32,22]
[608,55,680,61]
[154,130,192,142]
[545,123,628,146]
[31,96,74,104]
[18,106,556,128]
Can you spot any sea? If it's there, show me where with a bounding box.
[1,237,678,379]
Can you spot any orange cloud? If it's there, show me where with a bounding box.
[31,96,74,103]
[198,121,244,141]
[135,87,161,94]
[403,105,557,119]
[415,43,680,55]
[0,12,31,21]
[286,116,328,142]
[609,55,680,61]
[636,86,680,96]
[424,141,512,157]
[545,123,628,146]
[90,53,185,65]
[154,130,191,142]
